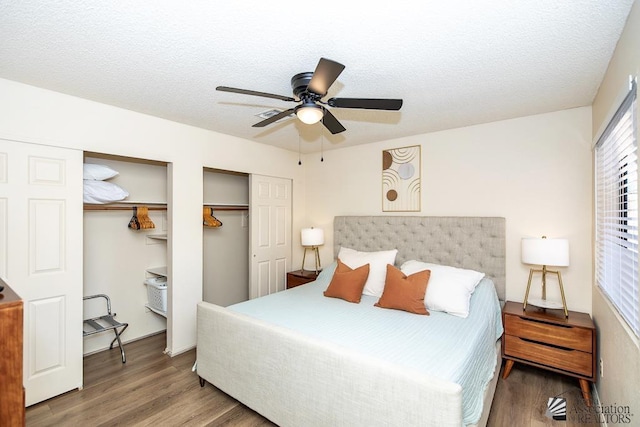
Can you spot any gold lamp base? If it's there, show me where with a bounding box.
[301,246,321,274]
[523,265,568,318]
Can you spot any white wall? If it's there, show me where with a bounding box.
[591,0,640,414]
[304,107,593,313]
[0,74,595,354]
[0,77,306,355]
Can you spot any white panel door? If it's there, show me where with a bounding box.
[0,139,83,405]
[249,175,291,299]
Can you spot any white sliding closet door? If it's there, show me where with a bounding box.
[0,139,83,405]
[249,174,291,299]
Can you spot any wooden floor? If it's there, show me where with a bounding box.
[26,333,274,427]
[27,333,599,427]
[488,363,600,427]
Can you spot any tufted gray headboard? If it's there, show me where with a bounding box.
[333,216,506,300]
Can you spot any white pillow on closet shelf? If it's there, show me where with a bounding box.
[338,247,398,297]
[83,163,119,180]
[83,180,129,204]
[400,260,485,318]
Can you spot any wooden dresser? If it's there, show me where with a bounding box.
[0,279,25,426]
[502,301,596,407]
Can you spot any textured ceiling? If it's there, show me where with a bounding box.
[0,1,634,153]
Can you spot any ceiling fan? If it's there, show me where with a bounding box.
[216,58,403,135]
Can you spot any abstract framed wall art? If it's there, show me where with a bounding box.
[382,145,421,212]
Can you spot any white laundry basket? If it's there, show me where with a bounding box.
[145,277,167,313]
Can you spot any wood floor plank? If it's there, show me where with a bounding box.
[103,367,238,426]
[40,364,178,415]
[27,332,602,426]
[133,386,239,427]
[31,368,187,426]
[204,404,276,427]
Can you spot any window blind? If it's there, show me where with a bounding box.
[595,78,639,337]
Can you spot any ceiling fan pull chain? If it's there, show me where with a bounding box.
[298,131,302,165]
[321,125,324,162]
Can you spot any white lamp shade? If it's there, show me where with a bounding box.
[521,237,569,267]
[301,228,324,246]
[296,105,324,124]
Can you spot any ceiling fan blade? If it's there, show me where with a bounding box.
[216,86,296,102]
[307,58,345,96]
[321,108,346,134]
[252,108,295,128]
[327,97,403,110]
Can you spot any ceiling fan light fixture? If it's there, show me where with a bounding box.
[295,103,324,124]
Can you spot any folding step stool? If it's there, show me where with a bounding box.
[82,294,129,363]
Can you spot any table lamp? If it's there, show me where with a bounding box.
[522,236,570,318]
[301,227,324,274]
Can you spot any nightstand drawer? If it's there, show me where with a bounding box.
[287,275,312,288]
[504,314,592,353]
[286,270,320,289]
[504,335,592,377]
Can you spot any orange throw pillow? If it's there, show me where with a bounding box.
[375,264,430,315]
[324,259,370,303]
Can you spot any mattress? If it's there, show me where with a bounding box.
[228,262,503,425]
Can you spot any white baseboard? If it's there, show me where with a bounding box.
[82,329,166,357]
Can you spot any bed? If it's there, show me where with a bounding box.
[197,216,505,427]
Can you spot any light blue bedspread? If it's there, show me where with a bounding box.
[229,262,504,425]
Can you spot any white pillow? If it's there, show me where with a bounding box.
[338,247,398,297]
[400,260,485,318]
[83,163,119,180]
[83,180,129,204]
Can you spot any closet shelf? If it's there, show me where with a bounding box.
[84,201,167,211]
[147,234,167,241]
[146,266,167,277]
[145,304,167,318]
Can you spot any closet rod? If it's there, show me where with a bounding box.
[84,204,167,211]
[84,204,247,211]
[205,205,249,211]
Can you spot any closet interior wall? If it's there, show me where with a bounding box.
[203,168,249,307]
[83,153,168,356]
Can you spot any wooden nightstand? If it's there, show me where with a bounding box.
[286,270,320,289]
[501,301,596,407]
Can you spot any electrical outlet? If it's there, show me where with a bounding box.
[599,358,604,378]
